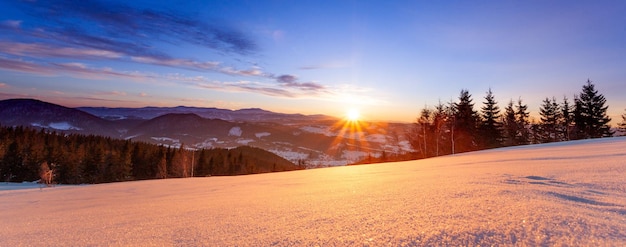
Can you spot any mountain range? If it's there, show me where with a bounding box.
[0,98,414,166]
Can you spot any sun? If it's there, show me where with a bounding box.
[346,108,360,121]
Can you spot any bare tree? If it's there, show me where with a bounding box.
[39,162,54,188]
[618,109,626,136]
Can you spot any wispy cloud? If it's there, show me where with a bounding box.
[95,91,128,97]
[276,75,297,83]
[169,73,332,99]
[18,0,256,55]
[0,39,265,78]
[0,56,56,76]
[0,54,379,105]
[51,62,154,80]
[71,96,142,104]
[274,74,327,91]
[220,66,266,77]
[0,56,153,80]
[1,53,384,105]
[171,75,298,98]
[0,41,123,59]
[0,0,373,103]
[129,56,220,71]
[0,0,268,78]
[0,55,332,99]
[283,81,327,91]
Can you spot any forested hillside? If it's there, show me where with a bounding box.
[0,126,303,184]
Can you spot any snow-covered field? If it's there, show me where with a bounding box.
[1,137,625,246]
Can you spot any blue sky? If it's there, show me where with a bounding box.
[0,0,625,123]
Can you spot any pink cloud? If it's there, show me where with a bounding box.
[130,56,220,70]
[0,56,155,81]
[0,55,366,102]
[0,41,123,59]
[51,62,154,80]
[218,66,266,77]
[111,91,127,96]
[0,41,267,78]
[0,56,56,75]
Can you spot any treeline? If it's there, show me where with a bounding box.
[348,151,416,166]
[406,79,619,159]
[0,126,304,184]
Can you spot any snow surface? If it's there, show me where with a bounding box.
[1,137,625,246]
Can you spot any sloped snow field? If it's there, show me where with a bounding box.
[1,138,625,246]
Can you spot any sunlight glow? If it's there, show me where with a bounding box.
[346,108,360,122]
[327,108,377,164]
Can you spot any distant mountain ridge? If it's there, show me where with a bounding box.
[78,105,336,122]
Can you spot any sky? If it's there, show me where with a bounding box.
[0,0,625,123]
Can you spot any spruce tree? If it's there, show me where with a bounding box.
[502,100,517,146]
[453,90,479,153]
[108,140,132,181]
[479,88,502,149]
[1,141,22,182]
[416,107,432,158]
[445,101,457,154]
[618,109,626,136]
[515,98,530,145]
[573,79,613,138]
[156,148,167,179]
[432,101,448,156]
[561,96,574,141]
[539,97,561,143]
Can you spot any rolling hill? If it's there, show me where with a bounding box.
[0,98,118,137]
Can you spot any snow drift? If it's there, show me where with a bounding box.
[1,137,625,245]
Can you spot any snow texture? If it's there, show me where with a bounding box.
[1,137,625,246]
[366,133,388,143]
[228,126,242,136]
[150,137,180,143]
[124,134,142,140]
[236,139,255,145]
[255,132,271,138]
[269,149,308,161]
[342,150,369,162]
[300,125,333,136]
[31,122,82,130]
